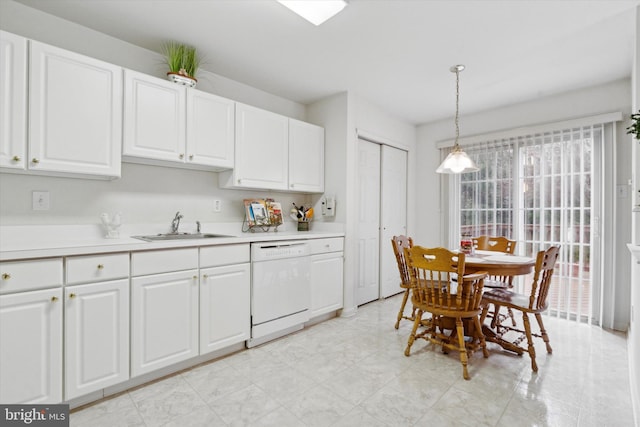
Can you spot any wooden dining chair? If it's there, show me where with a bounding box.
[404,246,488,380]
[391,235,415,329]
[480,246,560,372]
[471,235,487,251]
[484,236,516,254]
[477,236,518,325]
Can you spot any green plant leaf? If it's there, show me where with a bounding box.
[162,41,200,77]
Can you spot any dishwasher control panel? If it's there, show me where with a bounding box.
[251,241,310,261]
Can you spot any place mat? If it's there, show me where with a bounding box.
[483,255,533,263]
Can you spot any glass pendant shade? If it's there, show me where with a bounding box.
[436,146,479,174]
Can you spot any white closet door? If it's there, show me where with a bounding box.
[356,139,381,306]
[380,145,408,298]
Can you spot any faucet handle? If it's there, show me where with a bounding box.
[196,221,201,233]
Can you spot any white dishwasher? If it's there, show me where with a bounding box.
[248,240,311,347]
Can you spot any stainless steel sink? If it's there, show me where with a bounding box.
[132,233,232,242]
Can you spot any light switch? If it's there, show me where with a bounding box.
[32,191,50,210]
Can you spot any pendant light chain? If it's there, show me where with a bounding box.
[454,67,460,146]
[436,64,479,174]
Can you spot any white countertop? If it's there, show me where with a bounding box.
[0,223,344,261]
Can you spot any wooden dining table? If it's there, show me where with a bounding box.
[453,249,536,355]
[460,249,535,277]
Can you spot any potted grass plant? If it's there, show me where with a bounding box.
[163,41,201,88]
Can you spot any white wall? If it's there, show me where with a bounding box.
[0,0,317,230]
[352,93,417,240]
[0,1,420,318]
[417,78,633,329]
[628,5,640,425]
[307,92,418,316]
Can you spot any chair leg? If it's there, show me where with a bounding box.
[395,288,410,329]
[473,315,489,359]
[535,313,553,354]
[480,304,490,325]
[490,304,502,328]
[507,307,517,326]
[455,318,470,380]
[522,313,538,372]
[404,309,423,356]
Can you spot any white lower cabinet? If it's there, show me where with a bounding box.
[131,269,199,377]
[200,263,250,354]
[64,279,129,400]
[0,287,63,403]
[309,238,344,317]
[199,244,250,354]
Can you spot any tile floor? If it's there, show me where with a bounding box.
[70,294,635,426]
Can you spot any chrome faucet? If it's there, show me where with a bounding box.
[171,211,183,233]
[196,221,201,233]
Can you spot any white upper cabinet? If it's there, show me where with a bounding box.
[123,69,186,163]
[289,118,325,193]
[29,40,123,179]
[186,90,234,170]
[220,103,325,193]
[223,102,289,190]
[0,31,27,170]
[123,70,234,171]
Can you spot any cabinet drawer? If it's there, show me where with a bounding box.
[131,248,198,276]
[66,253,129,285]
[309,238,344,255]
[0,258,63,294]
[200,244,250,268]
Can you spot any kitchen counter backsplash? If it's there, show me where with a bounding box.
[0,222,345,261]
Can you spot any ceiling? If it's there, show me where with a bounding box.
[12,0,640,125]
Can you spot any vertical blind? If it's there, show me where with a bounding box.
[447,123,604,324]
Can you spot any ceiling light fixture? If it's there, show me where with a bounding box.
[436,64,479,174]
[278,0,347,26]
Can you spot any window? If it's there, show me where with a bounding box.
[449,124,605,324]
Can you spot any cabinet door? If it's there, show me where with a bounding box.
[123,69,186,163]
[0,31,27,170]
[64,279,129,400]
[0,288,62,404]
[289,119,325,193]
[310,253,343,317]
[131,270,198,377]
[233,103,288,190]
[200,263,250,354]
[186,90,234,170]
[29,41,122,177]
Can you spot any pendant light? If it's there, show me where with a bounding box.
[436,65,479,174]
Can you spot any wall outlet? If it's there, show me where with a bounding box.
[32,191,50,211]
[213,199,221,212]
